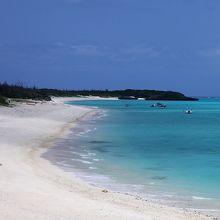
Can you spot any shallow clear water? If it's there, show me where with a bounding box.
[43,98,220,217]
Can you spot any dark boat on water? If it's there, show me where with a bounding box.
[185,109,192,114]
[151,103,167,108]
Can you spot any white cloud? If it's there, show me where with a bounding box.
[1,43,162,65]
[65,0,82,3]
[122,46,161,58]
[70,45,110,56]
[199,48,220,57]
[66,44,162,62]
[110,54,136,62]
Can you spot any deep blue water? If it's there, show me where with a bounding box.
[44,98,220,216]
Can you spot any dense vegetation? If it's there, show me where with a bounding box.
[0,95,9,106]
[0,82,198,106]
[0,82,52,101]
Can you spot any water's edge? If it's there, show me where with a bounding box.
[43,100,220,218]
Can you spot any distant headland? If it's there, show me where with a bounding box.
[0,82,198,106]
[116,90,198,101]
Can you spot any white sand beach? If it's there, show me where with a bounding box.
[0,97,213,220]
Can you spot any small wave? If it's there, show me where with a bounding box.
[79,132,86,135]
[93,158,101,161]
[149,182,155,185]
[193,208,219,212]
[74,128,93,137]
[71,158,93,164]
[89,166,97,170]
[56,161,66,165]
[131,184,145,191]
[81,156,90,159]
[75,133,88,137]
[94,112,108,119]
[192,196,213,200]
[163,194,175,198]
[83,150,96,156]
[71,152,88,157]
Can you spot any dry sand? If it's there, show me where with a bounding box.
[0,97,214,220]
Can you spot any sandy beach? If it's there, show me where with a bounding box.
[0,97,213,220]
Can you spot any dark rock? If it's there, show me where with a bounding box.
[151,176,167,180]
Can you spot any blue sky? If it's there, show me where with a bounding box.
[1,0,220,95]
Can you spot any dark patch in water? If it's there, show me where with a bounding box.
[178,147,190,152]
[91,146,109,153]
[208,161,220,168]
[89,140,112,144]
[151,176,167,180]
[112,153,125,158]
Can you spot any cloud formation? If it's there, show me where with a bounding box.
[121,46,161,58]
[0,43,162,66]
[70,45,111,56]
[64,0,82,3]
[67,44,161,61]
[199,48,220,57]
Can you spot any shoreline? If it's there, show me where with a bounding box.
[0,97,214,220]
[46,98,220,218]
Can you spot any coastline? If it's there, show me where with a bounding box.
[0,97,214,220]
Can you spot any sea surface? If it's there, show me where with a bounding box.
[43,98,220,217]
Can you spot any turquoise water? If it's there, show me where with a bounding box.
[44,98,220,216]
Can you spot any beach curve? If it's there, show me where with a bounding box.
[0,97,214,220]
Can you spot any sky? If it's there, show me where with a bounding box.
[0,0,220,95]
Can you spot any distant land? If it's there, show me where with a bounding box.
[0,82,198,106]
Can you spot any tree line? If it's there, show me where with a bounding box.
[0,82,198,106]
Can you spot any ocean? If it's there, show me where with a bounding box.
[43,98,220,217]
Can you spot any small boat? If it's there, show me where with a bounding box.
[159,105,167,109]
[185,109,192,114]
[151,103,167,108]
[157,103,167,108]
[151,104,157,107]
